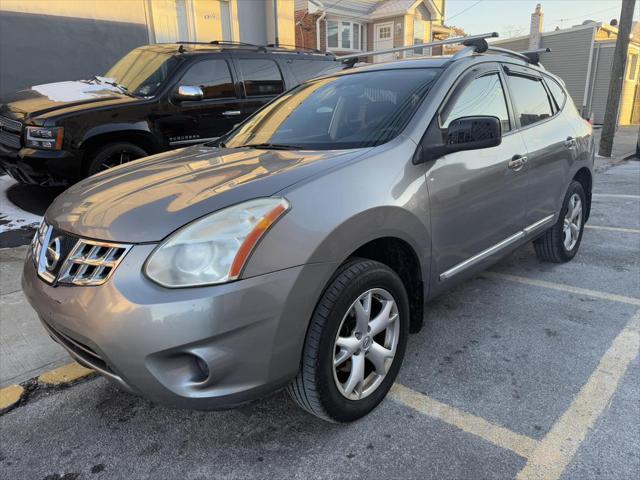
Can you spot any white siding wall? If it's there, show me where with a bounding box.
[539,27,596,113]
[589,44,613,124]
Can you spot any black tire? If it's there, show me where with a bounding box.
[287,258,410,423]
[85,142,148,176]
[533,180,586,263]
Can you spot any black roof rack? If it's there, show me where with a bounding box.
[173,40,333,56]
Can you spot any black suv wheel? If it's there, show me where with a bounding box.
[86,142,148,176]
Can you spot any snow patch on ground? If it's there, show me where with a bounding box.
[0,176,42,233]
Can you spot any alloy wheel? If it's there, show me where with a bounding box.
[100,150,133,171]
[332,288,400,400]
[563,193,582,251]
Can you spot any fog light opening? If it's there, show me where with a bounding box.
[193,355,210,383]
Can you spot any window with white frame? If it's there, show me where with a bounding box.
[326,19,364,51]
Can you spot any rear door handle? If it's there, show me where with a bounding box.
[222,110,242,117]
[508,155,527,171]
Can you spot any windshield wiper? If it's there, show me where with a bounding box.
[92,76,136,97]
[242,143,303,150]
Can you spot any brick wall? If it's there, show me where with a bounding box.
[295,9,322,50]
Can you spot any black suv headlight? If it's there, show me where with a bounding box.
[25,126,64,150]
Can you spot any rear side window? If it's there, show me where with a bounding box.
[237,59,284,97]
[440,73,511,133]
[506,74,553,127]
[289,59,341,84]
[544,77,567,111]
[180,59,236,99]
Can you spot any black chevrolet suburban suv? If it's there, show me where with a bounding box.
[0,42,342,185]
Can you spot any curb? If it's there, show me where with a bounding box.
[0,362,95,415]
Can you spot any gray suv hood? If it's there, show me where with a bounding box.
[47,145,367,243]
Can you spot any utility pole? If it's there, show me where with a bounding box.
[599,0,636,157]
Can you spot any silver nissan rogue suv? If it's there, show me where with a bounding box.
[22,50,594,422]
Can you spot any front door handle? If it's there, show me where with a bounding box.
[222,110,242,117]
[508,155,527,171]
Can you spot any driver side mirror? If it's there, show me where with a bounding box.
[174,85,203,102]
[419,116,502,162]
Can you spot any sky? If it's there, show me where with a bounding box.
[444,0,640,38]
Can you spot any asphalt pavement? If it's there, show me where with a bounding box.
[0,158,638,480]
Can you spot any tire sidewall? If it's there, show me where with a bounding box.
[86,143,147,176]
[315,263,410,422]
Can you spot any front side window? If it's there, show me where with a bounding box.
[440,73,511,133]
[180,59,235,99]
[507,74,553,127]
[104,47,181,96]
[237,59,284,97]
[222,69,440,150]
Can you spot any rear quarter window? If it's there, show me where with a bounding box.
[237,59,284,97]
[543,77,567,112]
[288,59,342,84]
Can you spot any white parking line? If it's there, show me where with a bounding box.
[516,310,640,480]
[484,272,640,306]
[592,193,640,199]
[585,225,640,234]
[390,383,539,458]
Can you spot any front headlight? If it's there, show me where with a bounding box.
[25,126,64,150]
[145,197,290,288]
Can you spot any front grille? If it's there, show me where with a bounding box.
[0,115,23,149]
[0,129,21,149]
[32,221,132,286]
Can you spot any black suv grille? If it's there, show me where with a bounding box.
[0,115,23,149]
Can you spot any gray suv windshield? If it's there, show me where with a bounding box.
[223,68,440,150]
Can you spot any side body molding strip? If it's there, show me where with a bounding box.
[439,215,555,281]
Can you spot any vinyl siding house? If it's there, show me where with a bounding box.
[494,14,640,126]
[294,0,454,62]
[0,0,295,97]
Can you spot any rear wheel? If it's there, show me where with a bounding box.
[85,142,148,176]
[533,180,586,263]
[287,258,409,422]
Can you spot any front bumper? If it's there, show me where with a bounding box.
[0,143,80,185]
[22,243,337,409]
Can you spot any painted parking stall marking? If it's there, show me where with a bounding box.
[390,383,539,458]
[483,272,640,306]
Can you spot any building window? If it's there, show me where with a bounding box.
[326,20,364,51]
[413,18,425,55]
[378,25,391,39]
[627,54,638,81]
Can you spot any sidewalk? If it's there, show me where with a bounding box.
[0,246,69,387]
[593,125,639,160]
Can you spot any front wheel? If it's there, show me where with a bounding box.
[85,142,148,176]
[287,258,409,422]
[533,180,586,263]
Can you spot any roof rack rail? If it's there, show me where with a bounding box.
[266,43,324,54]
[519,47,551,65]
[337,32,498,64]
[174,40,334,56]
[453,41,551,66]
